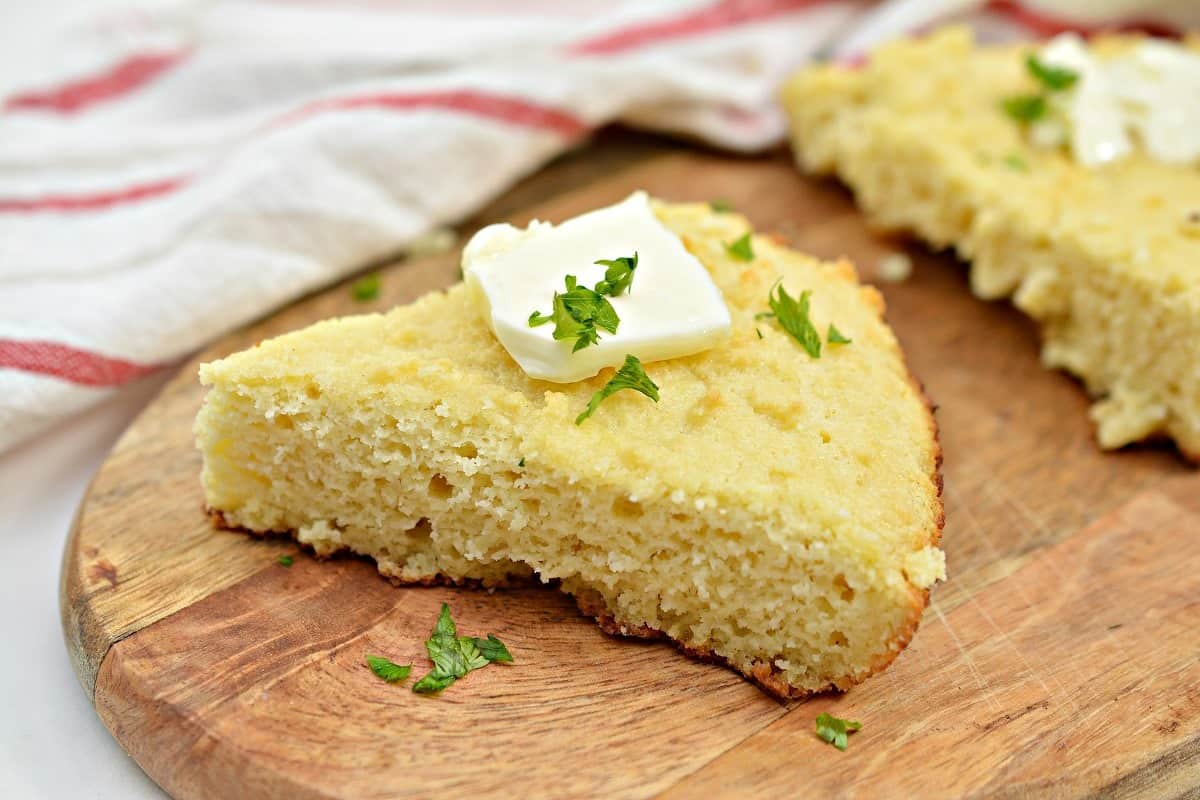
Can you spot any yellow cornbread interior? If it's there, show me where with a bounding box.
[782,27,1200,458]
[196,201,944,696]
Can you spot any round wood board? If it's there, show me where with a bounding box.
[61,148,1200,799]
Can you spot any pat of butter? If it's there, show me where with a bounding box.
[1040,33,1200,167]
[462,192,731,383]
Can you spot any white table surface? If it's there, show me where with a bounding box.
[0,1,176,796]
[0,375,173,799]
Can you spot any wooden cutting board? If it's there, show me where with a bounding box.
[61,138,1200,799]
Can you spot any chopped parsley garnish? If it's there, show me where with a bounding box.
[575,354,660,425]
[411,603,513,695]
[593,252,638,296]
[815,712,862,751]
[277,554,293,567]
[756,327,764,339]
[710,199,733,213]
[759,281,821,358]
[518,457,526,467]
[366,655,412,684]
[1002,55,1076,128]
[1002,94,1046,123]
[528,275,620,353]
[561,277,620,345]
[1002,153,1029,172]
[827,324,851,345]
[1026,55,1078,91]
[412,671,457,694]
[725,232,755,261]
[351,273,381,302]
[472,634,514,663]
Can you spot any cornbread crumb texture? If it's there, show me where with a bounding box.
[782,27,1200,458]
[196,201,944,697]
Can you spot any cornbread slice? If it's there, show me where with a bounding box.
[195,201,945,698]
[782,27,1200,459]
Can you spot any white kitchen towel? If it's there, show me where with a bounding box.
[0,0,1194,453]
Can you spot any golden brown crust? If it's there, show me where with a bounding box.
[860,355,946,683]
[571,587,811,700]
[808,296,945,691]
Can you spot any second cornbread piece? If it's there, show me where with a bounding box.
[782,27,1200,459]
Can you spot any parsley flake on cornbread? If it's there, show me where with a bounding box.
[575,354,659,425]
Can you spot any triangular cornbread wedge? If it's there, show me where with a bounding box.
[196,200,945,697]
[782,27,1200,459]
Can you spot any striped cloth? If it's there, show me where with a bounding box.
[0,0,1193,453]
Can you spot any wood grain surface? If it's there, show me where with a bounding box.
[61,134,1199,799]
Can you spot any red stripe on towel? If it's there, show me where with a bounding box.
[3,50,188,114]
[568,0,830,55]
[280,89,589,137]
[0,340,164,387]
[0,176,190,213]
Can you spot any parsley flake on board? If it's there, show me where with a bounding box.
[815,712,862,751]
[725,232,755,261]
[351,273,381,302]
[411,603,514,695]
[472,634,515,663]
[593,252,638,296]
[1026,54,1078,91]
[575,354,660,425]
[1001,94,1046,123]
[365,655,412,684]
[412,671,458,694]
[759,281,821,358]
[827,324,852,345]
[277,554,293,567]
[528,275,620,353]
